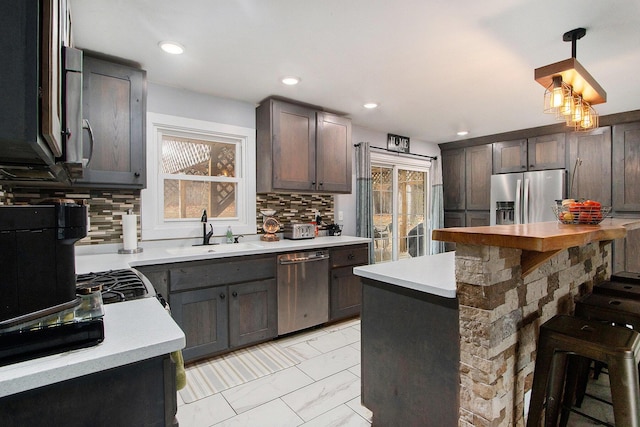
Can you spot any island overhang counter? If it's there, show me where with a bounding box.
[431,219,640,426]
[355,219,640,427]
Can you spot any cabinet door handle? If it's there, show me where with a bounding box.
[312,181,316,186]
[232,291,238,298]
[134,172,140,177]
[220,293,226,300]
[319,182,324,186]
[347,254,355,260]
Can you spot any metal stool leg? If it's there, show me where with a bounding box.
[559,355,590,427]
[545,351,568,427]
[608,356,640,427]
[527,333,557,427]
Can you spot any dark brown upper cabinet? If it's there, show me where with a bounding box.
[256,98,352,194]
[493,139,527,174]
[613,121,640,212]
[465,144,492,210]
[566,126,612,204]
[527,133,566,171]
[442,148,465,210]
[493,134,565,174]
[76,54,147,188]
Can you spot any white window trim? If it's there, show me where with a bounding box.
[141,112,256,241]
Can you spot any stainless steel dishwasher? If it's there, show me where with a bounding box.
[277,250,330,335]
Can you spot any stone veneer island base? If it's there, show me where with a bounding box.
[356,220,640,427]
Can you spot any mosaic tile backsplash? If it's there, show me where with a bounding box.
[4,186,140,246]
[0,186,334,245]
[256,193,335,234]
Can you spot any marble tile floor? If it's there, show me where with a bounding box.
[175,317,616,427]
[176,318,372,427]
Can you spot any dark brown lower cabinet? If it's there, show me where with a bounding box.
[361,278,460,426]
[443,211,465,251]
[613,226,640,274]
[465,210,490,227]
[1,355,176,427]
[229,279,277,348]
[329,244,369,321]
[330,266,362,321]
[171,286,229,362]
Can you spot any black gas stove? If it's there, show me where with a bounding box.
[0,269,154,366]
[76,269,152,304]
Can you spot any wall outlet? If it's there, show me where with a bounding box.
[338,211,344,221]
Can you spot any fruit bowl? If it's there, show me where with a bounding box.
[552,203,611,225]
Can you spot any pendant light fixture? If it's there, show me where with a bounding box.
[534,28,606,131]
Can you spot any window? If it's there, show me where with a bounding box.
[142,113,256,240]
[372,152,430,263]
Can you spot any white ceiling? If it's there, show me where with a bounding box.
[69,0,640,145]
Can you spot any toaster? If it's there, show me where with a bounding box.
[283,223,315,240]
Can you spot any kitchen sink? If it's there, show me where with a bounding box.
[165,242,264,256]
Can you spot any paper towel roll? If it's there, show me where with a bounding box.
[122,214,138,251]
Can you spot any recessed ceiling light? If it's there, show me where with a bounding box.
[457,131,469,136]
[159,41,184,55]
[281,77,300,85]
[363,103,378,109]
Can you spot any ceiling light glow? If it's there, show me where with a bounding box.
[281,77,300,85]
[363,103,378,109]
[159,41,184,55]
[457,131,469,136]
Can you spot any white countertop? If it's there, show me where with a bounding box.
[75,235,371,274]
[0,235,368,398]
[0,297,185,398]
[353,251,456,298]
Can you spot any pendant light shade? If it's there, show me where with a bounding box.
[534,28,605,131]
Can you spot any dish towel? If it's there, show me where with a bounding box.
[160,295,186,391]
[171,350,186,390]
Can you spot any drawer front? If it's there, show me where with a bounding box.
[330,244,369,268]
[170,255,277,292]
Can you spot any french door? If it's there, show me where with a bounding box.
[372,153,430,263]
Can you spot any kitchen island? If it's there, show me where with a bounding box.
[354,252,459,426]
[355,219,640,427]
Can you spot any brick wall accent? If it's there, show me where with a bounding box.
[455,241,610,426]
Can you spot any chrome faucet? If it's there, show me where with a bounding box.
[201,209,213,245]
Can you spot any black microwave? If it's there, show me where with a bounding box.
[0,0,83,184]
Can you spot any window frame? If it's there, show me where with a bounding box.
[142,112,256,241]
[371,151,431,262]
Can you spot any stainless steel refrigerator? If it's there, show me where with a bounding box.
[490,169,565,225]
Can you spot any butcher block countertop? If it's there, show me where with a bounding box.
[432,218,640,276]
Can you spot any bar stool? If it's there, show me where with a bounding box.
[526,315,640,427]
[576,293,640,329]
[592,279,640,384]
[594,280,640,300]
[611,272,640,285]
[558,293,640,425]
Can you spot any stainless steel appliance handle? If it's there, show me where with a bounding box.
[82,119,95,167]
[279,254,330,265]
[515,179,522,224]
[523,178,530,224]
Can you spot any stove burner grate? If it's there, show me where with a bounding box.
[76,269,148,304]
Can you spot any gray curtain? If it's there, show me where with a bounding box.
[355,142,375,264]
[430,157,445,254]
